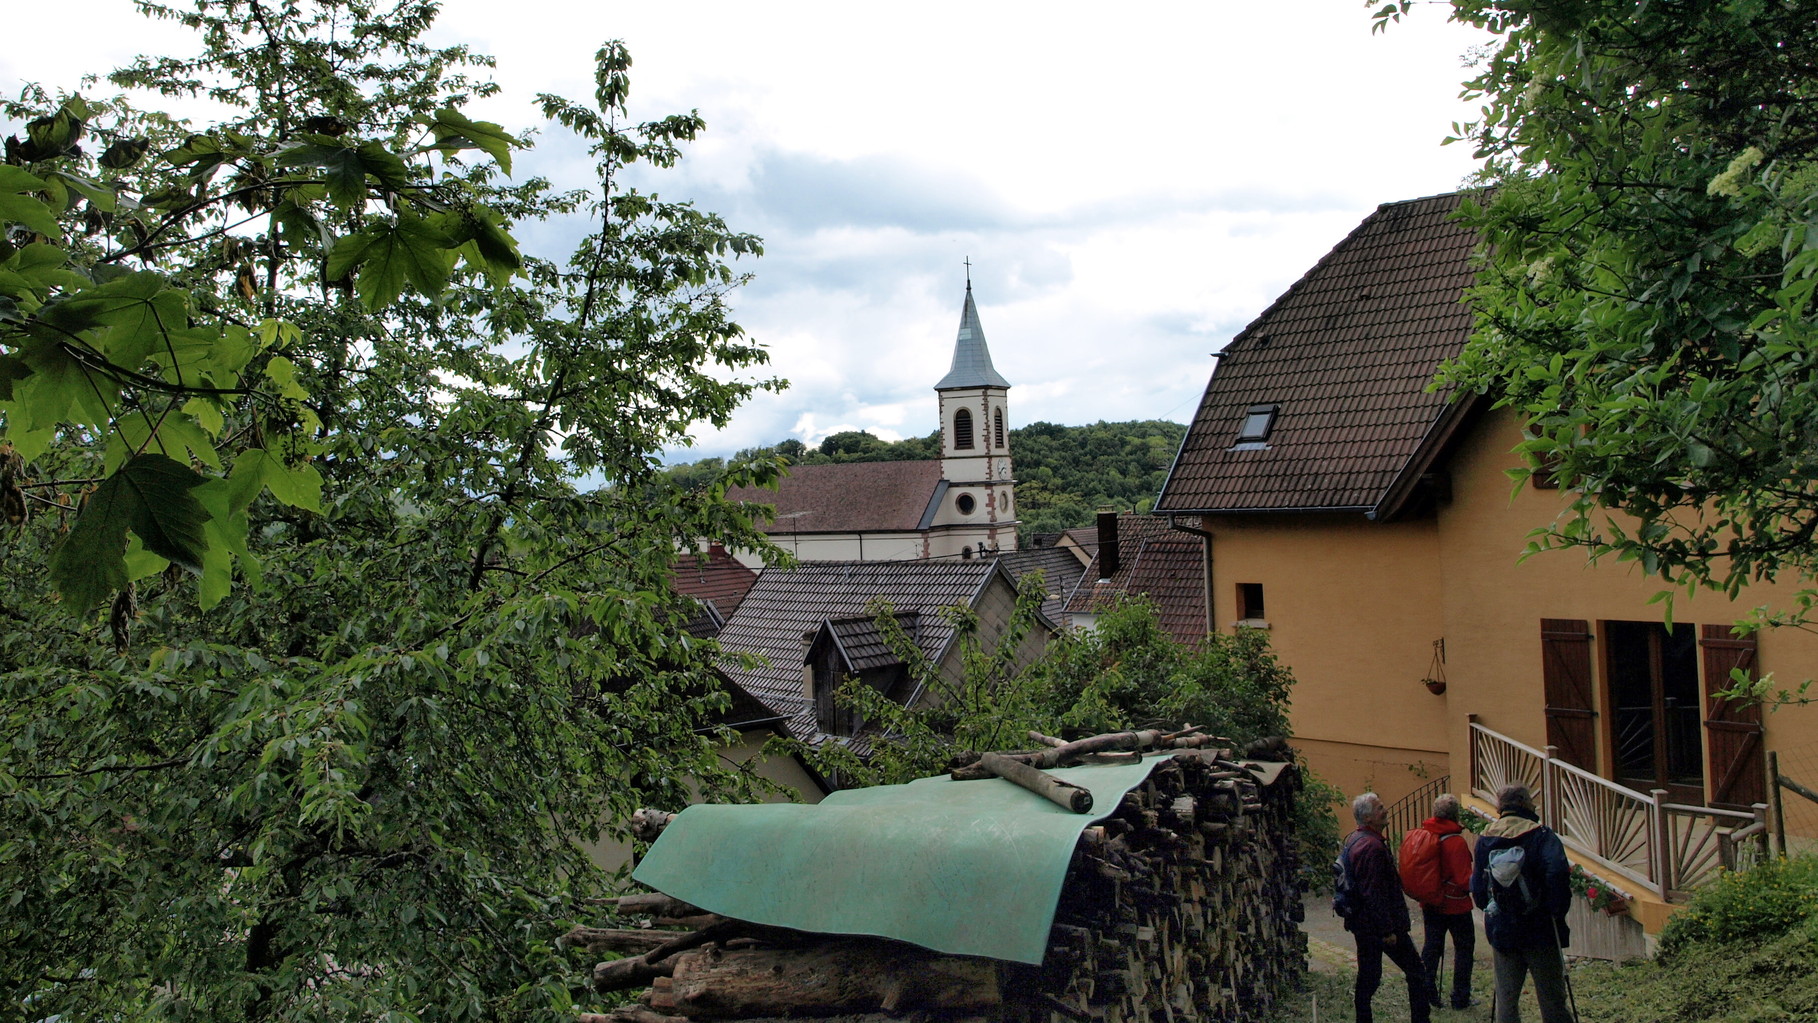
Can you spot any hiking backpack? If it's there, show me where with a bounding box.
[1484,843,1537,917]
[1397,828,1457,906]
[1332,833,1362,920]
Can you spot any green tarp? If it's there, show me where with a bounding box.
[631,756,1173,965]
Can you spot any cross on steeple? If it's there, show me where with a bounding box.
[963,257,972,290]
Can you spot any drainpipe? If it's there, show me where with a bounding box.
[1167,515,1215,641]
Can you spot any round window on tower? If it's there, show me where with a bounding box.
[955,493,976,515]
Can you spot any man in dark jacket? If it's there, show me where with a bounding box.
[1471,784,1572,1023]
[1340,792,1432,1023]
[1416,794,1477,1010]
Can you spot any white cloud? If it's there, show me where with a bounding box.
[2,0,1494,462]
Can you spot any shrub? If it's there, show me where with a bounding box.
[1658,854,1818,960]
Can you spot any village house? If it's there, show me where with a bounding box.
[1154,191,1818,939]
[1063,511,1211,652]
[714,557,1055,770]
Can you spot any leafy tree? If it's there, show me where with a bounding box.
[1,2,781,1019]
[1374,2,1818,630]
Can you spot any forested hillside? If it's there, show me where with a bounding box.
[668,420,1188,539]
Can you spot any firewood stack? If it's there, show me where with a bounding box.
[571,731,1306,1023]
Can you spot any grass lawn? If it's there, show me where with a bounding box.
[1263,927,1818,1023]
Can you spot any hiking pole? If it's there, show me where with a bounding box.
[1550,914,1580,1023]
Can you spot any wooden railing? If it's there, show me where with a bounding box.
[1467,716,1769,901]
[1384,773,1452,852]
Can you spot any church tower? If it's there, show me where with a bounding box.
[933,281,1018,555]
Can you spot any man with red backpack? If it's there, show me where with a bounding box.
[1401,793,1477,1010]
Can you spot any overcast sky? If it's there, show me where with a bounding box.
[3,1,1492,461]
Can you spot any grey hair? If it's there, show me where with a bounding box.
[1496,784,1536,814]
[1433,793,1461,821]
[1352,792,1384,825]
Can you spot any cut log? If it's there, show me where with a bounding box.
[578,1009,688,1023]
[978,752,1095,813]
[594,954,678,993]
[562,926,685,955]
[602,893,704,918]
[632,808,678,842]
[654,941,1001,1018]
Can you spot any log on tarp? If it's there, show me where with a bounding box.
[644,940,1001,1018]
[978,752,1094,814]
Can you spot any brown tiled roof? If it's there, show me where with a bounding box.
[995,545,1088,625]
[1156,192,1483,517]
[670,544,759,618]
[716,559,1000,737]
[1063,515,1208,651]
[724,461,943,534]
[817,612,922,672]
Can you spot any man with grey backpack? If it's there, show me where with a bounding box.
[1472,785,1573,1023]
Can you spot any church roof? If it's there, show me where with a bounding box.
[934,284,1011,391]
[725,461,944,534]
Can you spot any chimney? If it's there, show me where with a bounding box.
[1097,512,1120,580]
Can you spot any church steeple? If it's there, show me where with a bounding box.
[935,281,1011,391]
[933,277,1017,555]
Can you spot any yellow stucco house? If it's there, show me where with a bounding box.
[1155,192,1818,925]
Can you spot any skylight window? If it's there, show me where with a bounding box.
[1232,404,1278,450]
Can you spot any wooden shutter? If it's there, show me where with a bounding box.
[1541,618,1597,769]
[1701,625,1765,810]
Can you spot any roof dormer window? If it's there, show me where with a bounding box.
[1232,404,1278,450]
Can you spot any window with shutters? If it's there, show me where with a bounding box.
[994,407,1005,449]
[1605,620,1704,804]
[953,408,974,450]
[1541,618,1762,809]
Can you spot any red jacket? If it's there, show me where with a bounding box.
[1420,816,1475,915]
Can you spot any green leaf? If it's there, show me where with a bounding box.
[350,215,455,310]
[0,167,59,236]
[47,171,117,214]
[276,139,368,209]
[424,108,516,174]
[50,453,212,613]
[11,335,115,435]
[109,409,222,472]
[354,140,412,194]
[261,456,323,513]
[263,355,309,400]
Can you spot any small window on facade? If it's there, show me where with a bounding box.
[1233,404,1278,449]
[954,408,974,450]
[994,407,1005,449]
[955,493,976,515]
[1237,583,1266,623]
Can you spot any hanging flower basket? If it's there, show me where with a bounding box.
[1422,677,1447,695]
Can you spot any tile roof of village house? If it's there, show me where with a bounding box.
[715,559,1001,742]
[724,460,944,534]
[995,545,1090,625]
[1062,514,1208,651]
[1155,192,1485,519]
[670,543,759,618]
